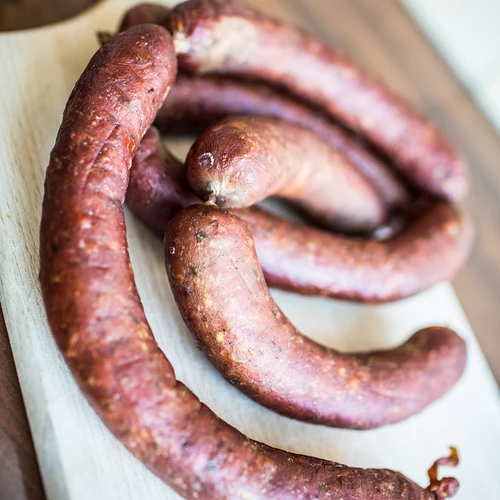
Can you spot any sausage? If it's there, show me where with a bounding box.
[128,128,472,302]
[126,127,199,234]
[118,3,171,31]
[185,115,387,233]
[39,25,459,499]
[158,74,409,209]
[166,0,468,201]
[165,203,467,429]
[98,4,171,46]
[238,201,472,302]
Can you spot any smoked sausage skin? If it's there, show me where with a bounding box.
[186,115,387,232]
[165,204,467,429]
[39,24,458,500]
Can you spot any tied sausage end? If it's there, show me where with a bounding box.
[426,447,460,499]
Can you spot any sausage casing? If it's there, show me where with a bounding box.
[165,204,467,429]
[186,115,387,233]
[39,24,459,500]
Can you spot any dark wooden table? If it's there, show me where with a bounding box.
[1,1,499,499]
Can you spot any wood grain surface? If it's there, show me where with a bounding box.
[1,1,499,499]
[0,308,45,500]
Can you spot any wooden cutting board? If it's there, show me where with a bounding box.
[1,1,499,498]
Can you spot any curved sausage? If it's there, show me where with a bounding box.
[166,0,468,201]
[126,127,199,233]
[119,3,171,31]
[165,203,467,429]
[158,74,410,209]
[98,4,171,46]
[238,201,472,302]
[186,115,387,233]
[128,127,472,302]
[39,25,458,499]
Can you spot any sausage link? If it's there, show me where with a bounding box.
[98,4,171,46]
[119,3,171,31]
[240,201,472,302]
[166,0,468,200]
[39,25,458,499]
[126,127,199,233]
[186,115,387,233]
[158,74,410,209]
[128,128,472,302]
[165,204,467,429]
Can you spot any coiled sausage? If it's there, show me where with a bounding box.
[39,25,458,499]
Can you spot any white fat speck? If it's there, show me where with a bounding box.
[173,33,189,54]
[80,218,91,230]
[198,151,215,168]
